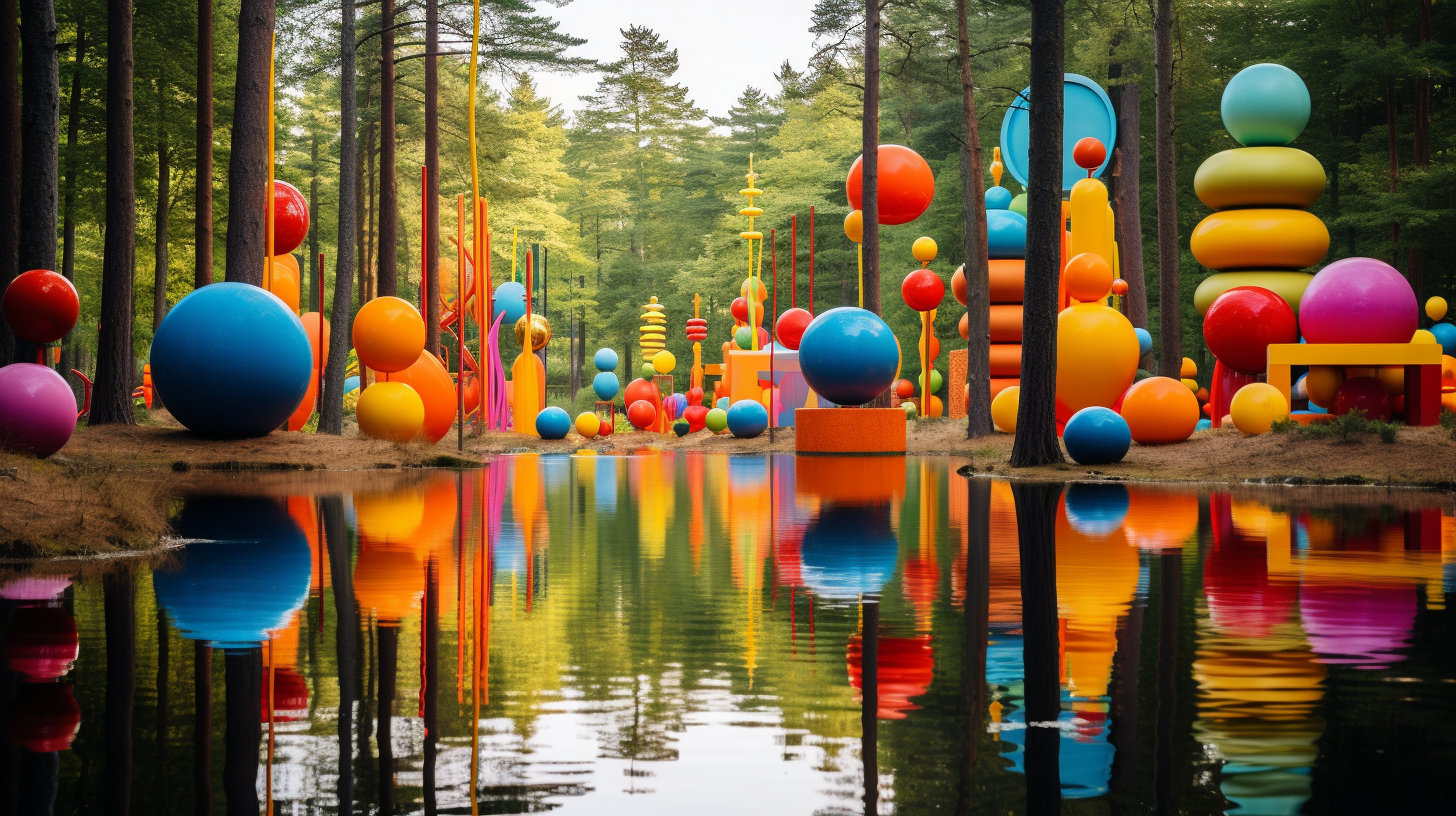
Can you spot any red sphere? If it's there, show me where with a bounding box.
[901,267,945,312]
[3,269,79,343]
[597,418,614,437]
[623,377,658,408]
[730,296,750,324]
[1202,286,1298,375]
[774,307,813,350]
[1332,376,1393,421]
[951,265,968,306]
[682,404,708,433]
[686,386,705,406]
[1111,278,1129,296]
[895,379,914,398]
[846,145,935,225]
[2,607,78,681]
[627,399,657,429]
[5,682,80,752]
[271,180,310,256]
[1073,137,1107,171]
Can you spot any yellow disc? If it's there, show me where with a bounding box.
[1193,147,1327,210]
[1190,210,1329,271]
[1194,271,1314,316]
[844,210,863,244]
[739,207,764,217]
[911,236,937,263]
[1181,378,1199,392]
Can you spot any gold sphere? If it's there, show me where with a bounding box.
[514,313,552,351]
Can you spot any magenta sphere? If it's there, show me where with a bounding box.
[1299,257,1417,344]
[0,364,78,458]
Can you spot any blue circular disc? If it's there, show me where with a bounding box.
[999,74,1117,193]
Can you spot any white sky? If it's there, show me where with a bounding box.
[522,0,823,125]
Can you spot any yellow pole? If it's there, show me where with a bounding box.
[511,227,518,283]
[857,245,864,309]
[922,310,930,416]
[265,32,276,290]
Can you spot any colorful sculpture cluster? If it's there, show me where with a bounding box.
[963,149,1027,406]
[0,269,82,458]
[902,237,945,418]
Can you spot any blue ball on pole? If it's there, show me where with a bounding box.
[726,399,769,438]
[593,347,619,372]
[493,281,527,326]
[592,371,620,401]
[798,307,901,406]
[1063,406,1131,465]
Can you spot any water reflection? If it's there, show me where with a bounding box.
[0,458,1452,814]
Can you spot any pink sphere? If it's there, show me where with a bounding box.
[1299,257,1417,344]
[1301,582,1415,669]
[0,364,78,458]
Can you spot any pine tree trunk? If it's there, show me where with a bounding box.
[17,0,60,365]
[377,0,396,297]
[424,0,440,356]
[0,0,19,364]
[1153,0,1180,378]
[1406,0,1430,298]
[1112,82,1150,369]
[321,0,359,435]
[222,650,261,816]
[309,129,320,311]
[195,0,212,289]
[59,11,84,389]
[365,120,377,303]
[955,0,992,438]
[223,0,274,285]
[861,0,880,317]
[91,0,136,426]
[1011,480,1062,814]
[103,571,136,816]
[154,97,169,333]
[1010,0,1065,467]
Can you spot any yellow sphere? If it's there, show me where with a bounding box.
[991,385,1019,433]
[1229,383,1288,435]
[1305,365,1343,407]
[1181,377,1199,392]
[1056,304,1140,413]
[1412,328,1437,345]
[844,209,863,244]
[652,350,676,374]
[356,382,425,443]
[911,236,937,263]
[575,411,600,438]
[514,313,552,351]
[1180,357,1198,379]
[1426,296,1448,322]
[354,297,426,373]
[1376,366,1405,396]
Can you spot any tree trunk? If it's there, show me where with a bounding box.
[1153,0,1180,378]
[17,0,60,365]
[377,0,396,297]
[365,120,377,303]
[1407,0,1430,298]
[223,0,274,285]
[59,11,84,389]
[154,88,169,334]
[195,0,212,289]
[0,0,18,364]
[222,650,261,816]
[309,129,320,311]
[1113,82,1150,369]
[1011,480,1061,815]
[862,0,880,317]
[193,643,212,816]
[1010,0,1065,467]
[955,0,992,438]
[376,625,397,814]
[321,0,359,435]
[91,0,136,426]
[424,0,440,356]
[103,571,136,816]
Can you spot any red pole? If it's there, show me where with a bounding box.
[790,214,797,309]
[808,206,815,314]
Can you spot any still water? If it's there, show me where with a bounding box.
[1,454,1454,815]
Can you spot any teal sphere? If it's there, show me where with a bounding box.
[591,371,619,401]
[593,347,618,371]
[535,406,570,440]
[984,186,1012,210]
[1221,63,1310,146]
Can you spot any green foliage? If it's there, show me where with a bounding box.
[1271,410,1400,443]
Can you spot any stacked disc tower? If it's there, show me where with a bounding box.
[1191,64,1329,318]
[985,151,1028,400]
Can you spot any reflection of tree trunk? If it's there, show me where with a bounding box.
[19,750,59,814]
[104,572,136,816]
[194,642,212,816]
[376,625,397,814]
[1109,573,1143,792]
[1153,550,1181,814]
[155,607,170,813]
[0,599,20,805]
[323,496,356,810]
[954,479,991,816]
[1153,0,1180,377]
[424,559,439,815]
[222,650,261,816]
[1011,481,1060,815]
[860,598,879,816]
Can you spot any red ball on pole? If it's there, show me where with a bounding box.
[271,180,310,256]
[901,267,945,312]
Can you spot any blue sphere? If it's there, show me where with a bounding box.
[1134,327,1152,356]
[986,210,1027,259]
[1221,63,1310,147]
[592,371,620,401]
[593,347,619,371]
[726,399,769,438]
[1064,483,1130,536]
[493,281,527,326]
[798,307,901,406]
[344,375,360,394]
[984,185,1013,211]
[1063,406,1131,465]
[150,282,312,438]
[1195,418,1212,432]
[1429,322,1456,356]
[800,505,899,600]
[535,406,571,440]
[716,396,731,410]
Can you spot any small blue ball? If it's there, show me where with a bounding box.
[984,185,1013,211]
[726,399,769,438]
[344,376,360,394]
[593,347,619,371]
[591,371,620,401]
[535,406,571,440]
[986,210,1027,259]
[1064,483,1130,536]
[150,282,312,438]
[493,281,527,326]
[1429,322,1456,356]
[798,307,901,406]
[716,396,730,410]
[1134,327,1152,356]
[1063,406,1131,465]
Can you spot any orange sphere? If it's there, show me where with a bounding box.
[951,265,968,306]
[1072,137,1107,171]
[846,145,935,225]
[958,311,969,340]
[387,350,458,444]
[354,297,426,373]
[1120,376,1200,444]
[1111,278,1129,296]
[267,260,300,314]
[1064,253,1114,302]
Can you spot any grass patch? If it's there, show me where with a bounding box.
[1271,410,1399,443]
[1440,409,1456,440]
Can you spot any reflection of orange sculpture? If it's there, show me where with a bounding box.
[847,633,934,720]
[1120,486,1199,550]
[1205,493,1296,638]
[794,455,907,505]
[1055,497,1139,702]
[263,611,310,722]
[902,461,941,632]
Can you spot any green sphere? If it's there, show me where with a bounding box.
[705,407,729,433]
[734,326,754,350]
[1009,193,1028,217]
[928,369,943,394]
[641,362,656,378]
[1221,63,1310,146]
[903,401,917,418]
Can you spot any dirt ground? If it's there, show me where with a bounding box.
[3,410,1454,557]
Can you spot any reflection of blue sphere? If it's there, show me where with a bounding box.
[1134,327,1152,356]
[798,308,900,406]
[1429,322,1456,356]
[495,520,525,573]
[986,210,1027,259]
[536,407,570,439]
[493,281,527,325]
[728,455,767,492]
[151,283,312,438]
[727,400,768,438]
[1001,707,1114,799]
[985,186,1013,211]
[800,505,899,600]
[592,371,620,401]
[1063,407,1130,465]
[153,497,312,649]
[593,456,619,512]
[593,347,619,371]
[1064,483,1130,536]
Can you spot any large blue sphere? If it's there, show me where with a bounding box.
[493,281,527,326]
[1221,63,1310,147]
[800,505,899,600]
[535,406,571,440]
[798,307,901,406]
[153,497,312,649]
[592,371,620,401]
[726,399,769,438]
[150,282,312,437]
[1429,322,1456,356]
[1064,483,1130,536]
[1063,407,1131,465]
[593,347,619,371]
[986,210,1027,259]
